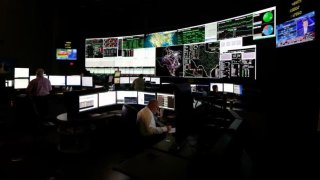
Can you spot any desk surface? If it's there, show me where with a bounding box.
[56,111,122,122]
[115,149,189,180]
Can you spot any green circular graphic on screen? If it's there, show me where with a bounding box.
[262,25,273,36]
[263,12,273,22]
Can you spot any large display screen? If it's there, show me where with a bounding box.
[56,49,77,60]
[276,11,315,48]
[253,7,276,40]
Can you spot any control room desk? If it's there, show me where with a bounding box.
[56,111,121,153]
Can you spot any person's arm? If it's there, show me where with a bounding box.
[26,80,34,95]
[144,112,168,135]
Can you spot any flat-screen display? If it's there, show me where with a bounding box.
[143,77,151,82]
[150,77,160,84]
[98,91,116,107]
[66,75,81,86]
[120,77,130,84]
[233,84,243,95]
[14,78,29,89]
[210,83,223,92]
[14,68,29,78]
[138,91,156,105]
[82,76,93,87]
[29,75,48,81]
[56,49,77,60]
[116,91,138,104]
[276,11,315,48]
[223,83,234,93]
[49,75,66,86]
[79,93,98,112]
[157,93,175,110]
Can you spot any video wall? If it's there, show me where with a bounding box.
[85,7,277,80]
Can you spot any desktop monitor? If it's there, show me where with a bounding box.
[210,83,223,92]
[150,77,160,84]
[138,91,156,105]
[120,77,130,84]
[79,93,98,112]
[196,84,210,92]
[116,91,138,104]
[14,68,29,78]
[66,75,81,86]
[49,75,66,86]
[14,78,29,89]
[82,76,93,87]
[98,91,116,107]
[223,83,234,93]
[143,77,151,82]
[233,84,243,95]
[29,75,48,81]
[157,93,175,110]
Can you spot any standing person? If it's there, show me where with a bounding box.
[26,68,52,120]
[131,74,145,91]
[136,99,171,144]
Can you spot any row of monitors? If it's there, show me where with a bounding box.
[79,91,175,113]
[9,75,93,89]
[190,83,243,95]
[115,76,160,84]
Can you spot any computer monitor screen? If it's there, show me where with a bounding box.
[276,11,315,48]
[14,78,29,89]
[79,93,98,112]
[49,75,66,86]
[129,77,138,84]
[223,83,234,93]
[138,91,156,105]
[14,68,29,78]
[29,75,48,81]
[143,77,151,82]
[66,75,81,86]
[196,84,210,92]
[99,91,116,107]
[157,93,175,110]
[150,77,160,84]
[210,83,223,92]
[116,91,138,104]
[82,76,93,87]
[120,77,130,84]
[233,84,243,95]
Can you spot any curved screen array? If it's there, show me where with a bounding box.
[85,7,276,80]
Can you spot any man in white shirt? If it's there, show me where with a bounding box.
[137,99,171,137]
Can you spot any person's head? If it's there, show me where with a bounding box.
[302,18,308,28]
[36,68,45,77]
[147,99,159,114]
[212,85,218,92]
[138,74,143,78]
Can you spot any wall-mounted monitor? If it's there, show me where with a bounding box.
[276,11,315,48]
[56,49,77,60]
[14,78,29,89]
[79,93,98,112]
[138,91,156,105]
[98,91,116,107]
[14,68,29,78]
[116,91,138,104]
[157,93,175,110]
[82,76,93,87]
[49,75,66,86]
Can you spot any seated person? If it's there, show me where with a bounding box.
[136,99,171,143]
